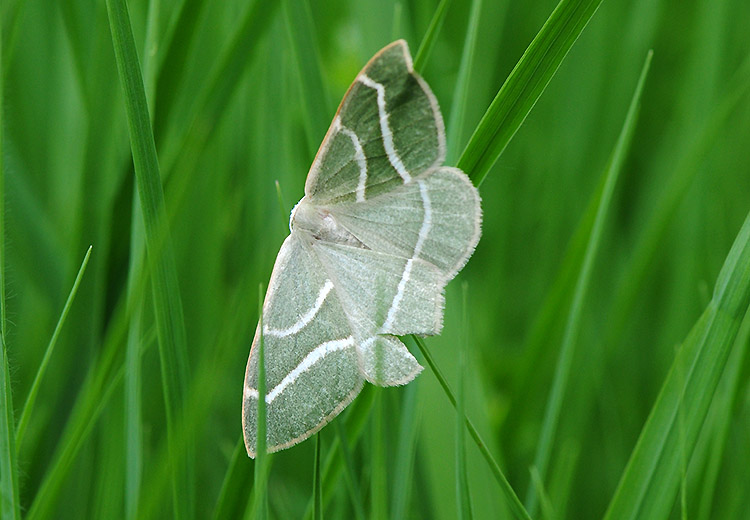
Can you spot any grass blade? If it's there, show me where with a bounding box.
[446,0,483,163]
[525,50,653,514]
[529,467,555,520]
[124,194,145,520]
[600,52,750,355]
[413,0,452,73]
[313,434,323,520]
[458,0,604,186]
[456,283,473,520]
[1,0,30,76]
[695,316,750,520]
[283,0,331,155]
[159,0,280,178]
[105,0,193,517]
[26,323,157,519]
[152,0,207,144]
[603,210,750,519]
[303,385,377,520]
[371,390,388,520]
[390,382,420,519]
[212,437,255,520]
[254,283,269,520]
[16,245,93,447]
[0,22,21,515]
[413,335,532,520]
[0,342,19,520]
[333,419,366,520]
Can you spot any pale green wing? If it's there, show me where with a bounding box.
[304,39,445,204]
[331,167,482,280]
[311,240,437,385]
[312,241,445,337]
[242,234,363,457]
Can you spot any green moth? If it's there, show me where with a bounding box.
[243,40,481,457]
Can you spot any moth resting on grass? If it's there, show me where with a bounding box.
[243,40,481,457]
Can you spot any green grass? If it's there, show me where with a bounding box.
[3,0,750,518]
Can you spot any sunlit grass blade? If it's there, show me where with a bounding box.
[105,0,193,517]
[412,335,532,520]
[456,282,473,520]
[525,50,653,515]
[16,245,92,447]
[458,0,604,186]
[413,0,451,72]
[603,210,750,520]
[283,0,331,155]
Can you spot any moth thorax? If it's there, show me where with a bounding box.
[291,197,364,247]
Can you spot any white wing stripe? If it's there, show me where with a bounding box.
[337,121,369,202]
[382,259,413,331]
[264,280,334,338]
[358,74,412,183]
[266,337,355,403]
[414,180,432,256]
[381,180,433,331]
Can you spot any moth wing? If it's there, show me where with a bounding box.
[358,335,423,387]
[331,167,482,280]
[312,241,441,385]
[312,240,446,338]
[304,40,445,205]
[243,234,363,457]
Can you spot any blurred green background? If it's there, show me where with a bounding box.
[2,0,750,518]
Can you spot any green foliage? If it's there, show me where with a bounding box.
[2,0,750,518]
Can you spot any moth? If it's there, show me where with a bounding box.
[243,40,481,457]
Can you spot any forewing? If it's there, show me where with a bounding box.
[331,167,482,280]
[243,234,363,457]
[304,40,445,204]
